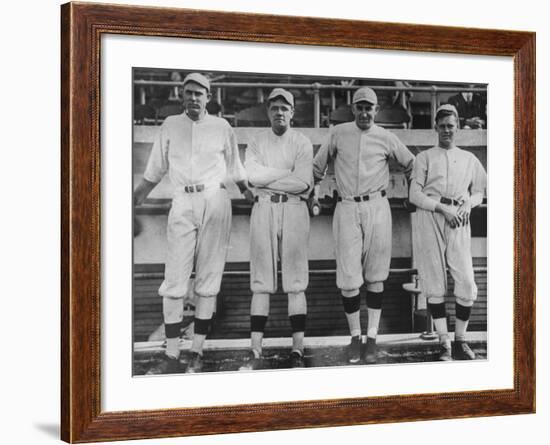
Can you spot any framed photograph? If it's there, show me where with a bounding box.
[61,2,535,443]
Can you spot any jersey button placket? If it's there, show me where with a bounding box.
[357,133,365,197]
[190,121,199,227]
[190,121,197,185]
[444,150,450,198]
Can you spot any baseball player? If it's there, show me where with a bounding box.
[409,104,486,361]
[240,88,313,370]
[313,87,415,364]
[134,73,252,374]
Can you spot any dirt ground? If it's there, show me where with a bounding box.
[133,341,487,375]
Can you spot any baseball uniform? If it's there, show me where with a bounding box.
[409,103,487,361]
[313,122,415,292]
[246,128,313,295]
[144,112,246,300]
[409,146,487,303]
[240,89,313,370]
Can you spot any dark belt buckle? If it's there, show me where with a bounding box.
[441,197,459,206]
[184,185,192,193]
[353,196,361,202]
[362,194,370,202]
[270,194,288,203]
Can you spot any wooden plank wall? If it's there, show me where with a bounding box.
[133,258,487,342]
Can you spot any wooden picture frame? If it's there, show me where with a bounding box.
[61,2,535,442]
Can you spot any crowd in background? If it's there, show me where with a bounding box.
[133,69,487,130]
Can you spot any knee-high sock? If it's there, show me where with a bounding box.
[163,296,184,358]
[342,290,361,337]
[455,299,473,341]
[428,299,449,343]
[366,290,383,339]
[289,292,307,353]
[366,309,381,339]
[251,293,270,354]
[191,295,216,354]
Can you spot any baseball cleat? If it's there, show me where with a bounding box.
[185,352,203,373]
[347,335,362,364]
[364,337,377,364]
[146,354,180,375]
[290,351,305,368]
[438,343,453,361]
[452,340,476,360]
[239,350,264,371]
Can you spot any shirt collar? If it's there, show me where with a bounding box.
[354,122,377,133]
[183,110,208,123]
[437,144,458,152]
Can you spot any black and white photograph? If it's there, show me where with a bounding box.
[132,68,488,376]
[6,0,545,443]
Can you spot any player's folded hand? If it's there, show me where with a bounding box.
[243,188,255,203]
[456,199,472,226]
[440,204,462,228]
[403,199,416,213]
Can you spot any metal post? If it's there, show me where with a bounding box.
[331,90,336,111]
[313,83,321,128]
[140,86,146,105]
[420,312,439,341]
[257,88,264,104]
[430,87,438,126]
[216,87,223,116]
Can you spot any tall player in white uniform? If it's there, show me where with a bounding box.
[134,73,252,374]
[409,104,487,361]
[313,87,415,364]
[240,88,313,370]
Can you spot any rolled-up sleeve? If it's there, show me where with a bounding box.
[409,152,439,212]
[389,133,415,181]
[224,125,247,183]
[143,124,169,183]
[468,157,487,208]
[313,130,335,182]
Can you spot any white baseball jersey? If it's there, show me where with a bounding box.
[144,112,246,298]
[313,123,415,290]
[245,128,313,294]
[409,145,487,301]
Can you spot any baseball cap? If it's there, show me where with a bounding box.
[435,103,459,119]
[352,87,378,105]
[182,73,210,92]
[267,88,294,107]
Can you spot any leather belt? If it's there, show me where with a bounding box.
[183,183,225,193]
[337,190,386,202]
[440,197,461,206]
[254,194,307,203]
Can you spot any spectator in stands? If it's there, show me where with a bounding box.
[447,85,486,129]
